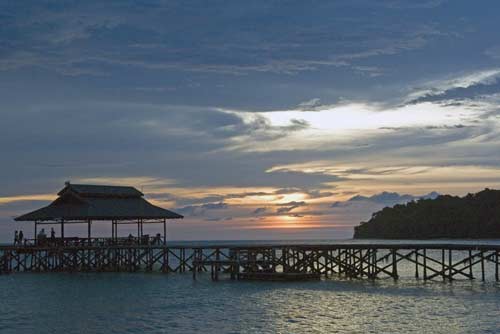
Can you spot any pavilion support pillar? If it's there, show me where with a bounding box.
[87,220,92,245]
[34,221,38,244]
[113,220,118,243]
[61,220,65,240]
[163,219,167,245]
[137,220,140,244]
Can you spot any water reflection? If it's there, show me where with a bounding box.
[1,273,499,334]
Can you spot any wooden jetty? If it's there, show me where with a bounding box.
[5,182,500,282]
[2,242,500,282]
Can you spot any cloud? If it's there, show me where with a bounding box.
[276,201,307,214]
[205,217,233,222]
[253,207,267,215]
[406,69,500,105]
[328,191,440,230]
[332,191,439,207]
[485,46,500,60]
[0,194,55,205]
[0,1,450,77]
[408,78,500,105]
[297,98,324,111]
[379,0,447,9]
[274,188,335,199]
[175,202,228,217]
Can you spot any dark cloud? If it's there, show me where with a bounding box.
[380,124,470,131]
[253,207,267,215]
[407,77,500,105]
[331,191,439,208]
[175,202,228,217]
[0,0,451,80]
[205,217,232,222]
[276,201,307,214]
[297,98,324,111]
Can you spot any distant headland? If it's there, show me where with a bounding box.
[353,189,500,239]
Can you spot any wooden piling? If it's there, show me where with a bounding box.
[423,248,427,280]
[481,251,485,281]
[391,249,398,279]
[415,249,419,279]
[448,249,452,280]
[496,250,499,282]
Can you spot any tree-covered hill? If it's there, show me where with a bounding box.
[353,189,500,239]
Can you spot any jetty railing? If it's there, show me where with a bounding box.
[18,236,165,247]
[1,243,499,282]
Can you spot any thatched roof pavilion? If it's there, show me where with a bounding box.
[15,182,183,245]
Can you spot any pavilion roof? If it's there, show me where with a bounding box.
[14,183,183,221]
[57,184,143,198]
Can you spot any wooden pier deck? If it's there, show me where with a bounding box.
[1,243,500,282]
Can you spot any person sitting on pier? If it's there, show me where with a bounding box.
[37,228,47,245]
[127,233,134,244]
[14,230,19,245]
[152,233,162,245]
[18,230,24,246]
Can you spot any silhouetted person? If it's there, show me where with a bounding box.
[14,230,18,245]
[50,228,56,243]
[38,228,47,245]
[18,230,24,245]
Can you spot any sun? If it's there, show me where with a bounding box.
[280,215,300,222]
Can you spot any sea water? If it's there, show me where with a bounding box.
[1,240,500,334]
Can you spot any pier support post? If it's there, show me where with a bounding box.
[391,249,398,279]
[496,251,499,282]
[371,249,377,279]
[448,249,452,280]
[415,249,419,279]
[423,248,427,280]
[441,249,445,281]
[481,251,485,281]
[469,250,473,279]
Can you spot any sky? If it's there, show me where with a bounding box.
[1,0,500,241]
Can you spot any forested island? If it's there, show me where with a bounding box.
[353,189,500,239]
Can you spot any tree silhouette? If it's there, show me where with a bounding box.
[353,189,500,239]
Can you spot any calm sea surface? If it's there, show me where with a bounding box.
[1,240,500,334]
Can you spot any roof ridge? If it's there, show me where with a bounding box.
[58,183,144,197]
